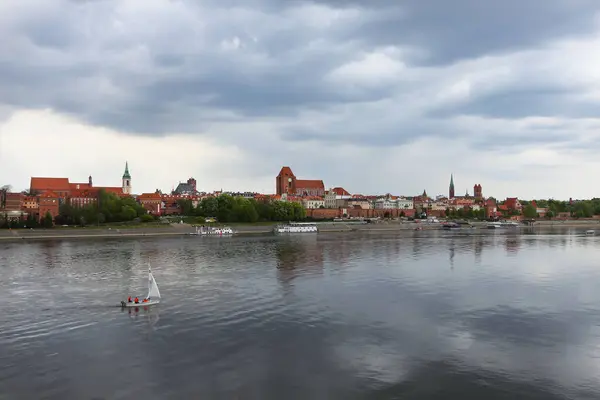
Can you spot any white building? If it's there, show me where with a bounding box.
[303,197,325,209]
[374,197,414,210]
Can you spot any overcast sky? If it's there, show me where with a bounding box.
[1,0,600,199]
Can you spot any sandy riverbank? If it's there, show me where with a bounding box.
[0,220,598,241]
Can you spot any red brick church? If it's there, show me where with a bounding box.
[276,166,325,197]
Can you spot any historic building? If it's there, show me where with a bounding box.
[10,162,134,223]
[474,183,483,199]
[29,162,132,202]
[173,177,197,195]
[276,166,325,197]
[449,174,455,199]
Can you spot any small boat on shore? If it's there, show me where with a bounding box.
[442,222,461,230]
[121,266,161,308]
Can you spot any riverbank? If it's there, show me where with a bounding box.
[1,219,599,241]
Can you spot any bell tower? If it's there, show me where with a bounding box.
[122,161,132,195]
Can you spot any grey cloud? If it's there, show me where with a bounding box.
[430,89,600,120]
[1,0,600,157]
[326,0,600,65]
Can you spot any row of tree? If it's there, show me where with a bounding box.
[55,190,148,226]
[520,199,600,219]
[0,212,54,229]
[444,208,486,219]
[176,194,306,222]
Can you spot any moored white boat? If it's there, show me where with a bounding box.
[195,226,236,236]
[487,223,502,229]
[274,222,318,234]
[121,266,161,307]
[586,229,595,235]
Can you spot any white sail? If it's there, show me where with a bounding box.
[146,267,161,300]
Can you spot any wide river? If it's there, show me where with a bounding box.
[1,229,600,399]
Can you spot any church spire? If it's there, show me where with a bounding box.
[122,161,132,195]
[122,161,131,179]
[449,173,455,199]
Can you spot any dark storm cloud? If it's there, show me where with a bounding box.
[333,0,600,65]
[1,0,600,150]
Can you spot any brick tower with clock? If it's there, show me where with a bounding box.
[276,166,296,195]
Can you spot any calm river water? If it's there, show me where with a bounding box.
[1,229,600,399]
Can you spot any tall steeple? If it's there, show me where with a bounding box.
[122,161,132,195]
[449,174,455,199]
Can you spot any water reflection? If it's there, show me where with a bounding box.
[124,306,160,330]
[1,229,600,399]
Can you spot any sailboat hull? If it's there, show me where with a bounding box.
[121,300,160,308]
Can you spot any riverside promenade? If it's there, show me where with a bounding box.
[0,219,599,241]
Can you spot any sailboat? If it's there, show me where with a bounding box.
[121,265,161,308]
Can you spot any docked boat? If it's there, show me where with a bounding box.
[274,222,318,234]
[194,226,235,236]
[442,222,461,230]
[586,230,595,235]
[121,266,161,308]
[488,221,520,229]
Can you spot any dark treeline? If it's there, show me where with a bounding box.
[519,199,600,219]
[56,190,148,226]
[177,194,306,223]
[444,208,486,219]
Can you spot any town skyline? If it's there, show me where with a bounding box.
[0,162,594,203]
[2,2,600,200]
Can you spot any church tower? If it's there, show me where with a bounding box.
[449,174,455,199]
[122,161,132,195]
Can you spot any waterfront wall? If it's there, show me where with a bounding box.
[306,208,416,219]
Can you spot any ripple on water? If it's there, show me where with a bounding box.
[1,232,600,399]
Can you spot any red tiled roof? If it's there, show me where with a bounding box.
[277,166,295,177]
[100,187,125,195]
[331,187,350,196]
[70,190,98,198]
[5,192,24,200]
[296,179,325,189]
[70,183,92,190]
[31,177,70,191]
[39,191,60,198]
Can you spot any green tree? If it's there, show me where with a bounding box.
[523,204,537,218]
[177,199,194,216]
[42,212,54,228]
[140,214,155,223]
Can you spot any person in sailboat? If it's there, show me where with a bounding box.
[134,297,139,304]
[128,296,132,303]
